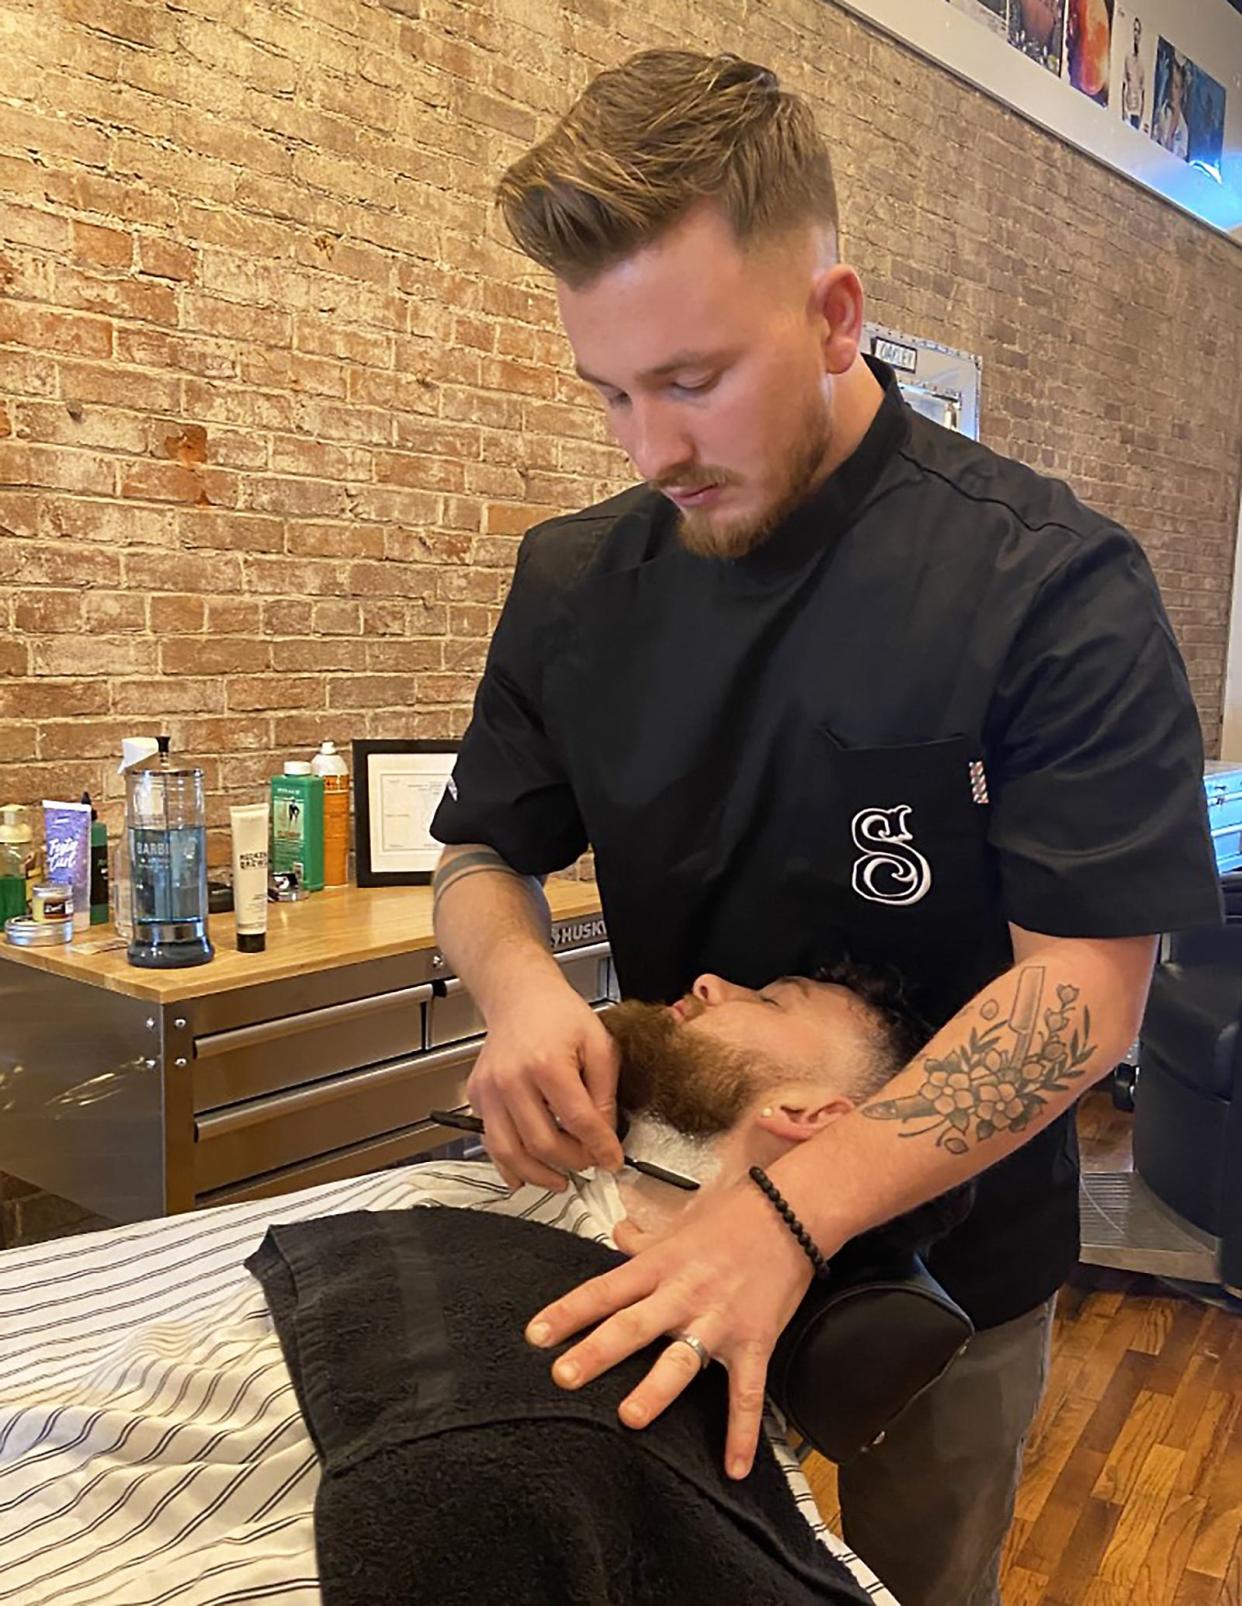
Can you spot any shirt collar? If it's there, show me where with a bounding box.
[725,355,910,582]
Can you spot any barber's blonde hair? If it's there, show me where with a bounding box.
[496,49,839,286]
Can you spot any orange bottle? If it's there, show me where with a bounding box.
[311,741,351,887]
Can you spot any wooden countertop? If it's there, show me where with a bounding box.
[0,880,603,1004]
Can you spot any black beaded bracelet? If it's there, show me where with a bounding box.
[748,1166,832,1279]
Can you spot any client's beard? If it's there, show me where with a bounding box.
[601,999,766,1137]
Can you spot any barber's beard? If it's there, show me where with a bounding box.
[673,396,834,561]
[601,998,764,1137]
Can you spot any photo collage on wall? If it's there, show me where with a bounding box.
[947,0,1230,176]
[1150,35,1227,171]
[1009,0,1066,75]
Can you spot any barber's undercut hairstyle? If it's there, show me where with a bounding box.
[496,49,840,286]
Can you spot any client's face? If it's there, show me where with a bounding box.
[603,973,877,1137]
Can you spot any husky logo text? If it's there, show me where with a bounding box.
[850,804,933,906]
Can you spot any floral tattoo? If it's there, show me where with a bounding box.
[860,967,1096,1156]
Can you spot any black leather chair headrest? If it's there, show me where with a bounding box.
[767,1252,973,1465]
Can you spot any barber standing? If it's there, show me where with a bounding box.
[429,50,1220,1606]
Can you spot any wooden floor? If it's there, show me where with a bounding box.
[803,1091,1242,1604]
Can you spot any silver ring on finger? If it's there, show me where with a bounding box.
[668,1330,712,1372]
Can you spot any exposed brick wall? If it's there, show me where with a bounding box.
[0,0,1240,868]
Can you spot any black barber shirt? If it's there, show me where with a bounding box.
[432,358,1222,1330]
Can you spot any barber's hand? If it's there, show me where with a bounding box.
[468,979,623,1191]
[525,1181,816,1479]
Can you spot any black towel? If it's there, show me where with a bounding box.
[247,1206,872,1606]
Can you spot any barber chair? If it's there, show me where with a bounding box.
[768,1251,973,1464]
[1079,870,1242,1298]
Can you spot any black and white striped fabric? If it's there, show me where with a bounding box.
[0,1162,896,1606]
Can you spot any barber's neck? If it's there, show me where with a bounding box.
[815,356,885,485]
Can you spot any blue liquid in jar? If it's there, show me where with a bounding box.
[127,823,213,967]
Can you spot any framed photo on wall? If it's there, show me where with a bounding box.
[352,739,460,886]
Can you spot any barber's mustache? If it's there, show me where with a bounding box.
[651,470,737,495]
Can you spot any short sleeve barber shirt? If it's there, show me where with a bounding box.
[432,358,1221,1327]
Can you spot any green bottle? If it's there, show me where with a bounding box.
[270,763,324,891]
[0,803,30,924]
[82,790,110,925]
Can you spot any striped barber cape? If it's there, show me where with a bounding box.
[0,1161,896,1606]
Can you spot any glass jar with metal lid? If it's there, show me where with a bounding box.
[31,882,74,923]
[125,736,214,968]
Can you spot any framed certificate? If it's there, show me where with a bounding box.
[352,739,460,886]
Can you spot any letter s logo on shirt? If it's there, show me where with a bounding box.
[850,805,933,906]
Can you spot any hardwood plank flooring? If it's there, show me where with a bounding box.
[801,1091,1242,1604]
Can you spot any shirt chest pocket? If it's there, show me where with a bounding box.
[796,730,996,942]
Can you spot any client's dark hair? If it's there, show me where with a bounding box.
[812,953,933,1101]
[813,953,975,1267]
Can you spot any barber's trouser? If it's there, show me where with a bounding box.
[837,1294,1055,1606]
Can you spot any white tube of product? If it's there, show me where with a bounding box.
[229,803,269,953]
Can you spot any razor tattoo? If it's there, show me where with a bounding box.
[861,966,1097,1156]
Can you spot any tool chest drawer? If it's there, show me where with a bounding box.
[425,944,611,1048]
[192,982,434,1113]
[194,1039,478,1193]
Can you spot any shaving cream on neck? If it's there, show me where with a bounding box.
[621,1113,723,1188]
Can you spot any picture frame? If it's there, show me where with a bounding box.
[352,739,461,887]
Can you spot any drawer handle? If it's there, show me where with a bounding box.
[195,982,435,1060]
[435,943,611,999]
[195,1036,483,1139]
[556,941,611,964]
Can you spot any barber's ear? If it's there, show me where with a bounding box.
[811,263,865,377]
[753,1095,853,1144]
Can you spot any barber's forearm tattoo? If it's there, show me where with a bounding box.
[861,967,1097,1156]
[431,847,530,912]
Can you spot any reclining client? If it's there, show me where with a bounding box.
[247,959,966,1606]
